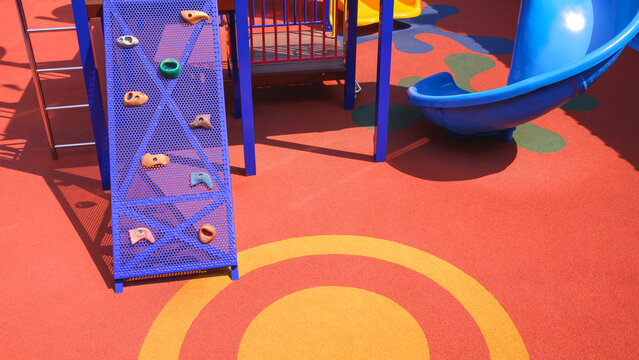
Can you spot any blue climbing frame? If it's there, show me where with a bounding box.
[374,0,393,162]
[70,0,110,190]
[103,0,239,293]
[232,0,258,175]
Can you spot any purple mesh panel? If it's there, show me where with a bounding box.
[103,0,237,280]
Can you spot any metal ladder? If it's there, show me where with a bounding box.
[15,0,96,159]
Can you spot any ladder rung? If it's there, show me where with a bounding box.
[27,26,76,33]
[46,104,89,110]
[37,66,83,73]
[55,142,96,149]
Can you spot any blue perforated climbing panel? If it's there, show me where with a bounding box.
[103,0,237,285]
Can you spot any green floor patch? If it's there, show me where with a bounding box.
[398,76,426,89]
[444,53,495,92]
[559,93,598,111]
[351,103,424,131]
[397,55,495,93]
[398,54,568,153]
[513,122,566,153]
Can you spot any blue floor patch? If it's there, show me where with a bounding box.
[344,5,514,55]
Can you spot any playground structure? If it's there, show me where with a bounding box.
[23,0,639,181]
[407,0,639,138]
[6,1,639,356]
[25,0,639,293]
[19,0,379,181]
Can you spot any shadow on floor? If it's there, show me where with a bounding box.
[227,80,519,180]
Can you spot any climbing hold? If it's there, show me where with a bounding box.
[190,171,214,189]
[129,228,155,245]
[181,10,210,24]
[189,114,213,130]
[116,35,138,48]
[140,153,170,168]
[159,58,181,79]
[198,224,216,244]
[123,91,148,107]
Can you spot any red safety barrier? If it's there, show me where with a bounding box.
[248,0,345,65]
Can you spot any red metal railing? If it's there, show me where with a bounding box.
[249,0,345,64]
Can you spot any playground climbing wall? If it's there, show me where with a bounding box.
[103,0,238,293]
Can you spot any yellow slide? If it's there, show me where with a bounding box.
[331,0,422,28]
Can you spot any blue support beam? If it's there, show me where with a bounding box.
[114,280,123,293]
[324,0,332,32]
[70,0,110,190]
[230,265,239,280]
[344,0,359,110]
[374,0,394,162]
[227,12,242,119]
[233,0,257,176]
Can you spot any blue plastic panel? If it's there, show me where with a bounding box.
[407,0,639,108]
[103,0,237,280]
[406,0,639,135]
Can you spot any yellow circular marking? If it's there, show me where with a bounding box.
[237,286,430,359]
[139,235,529,359]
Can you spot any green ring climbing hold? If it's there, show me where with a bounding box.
[159,58,181,79]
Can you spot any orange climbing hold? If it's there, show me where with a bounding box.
[141,153,170,168]
[129,228,155,245]
[189,114,213,130]
[181,10,210,25]
[123,91,148,107]
[199,224,216,244]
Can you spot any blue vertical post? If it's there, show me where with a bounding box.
[233,0,257,176]
[373,0,393,162]
[228,12,242,119]
[344,0,358,110]
[70,0,110,189]
[114,279,123,293]
[293,0,297,23]
[230,265,239,280]
[324,0,331,32]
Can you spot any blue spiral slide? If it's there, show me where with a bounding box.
[407,0,639,139]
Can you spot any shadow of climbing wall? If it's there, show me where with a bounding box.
[103,0,237,281]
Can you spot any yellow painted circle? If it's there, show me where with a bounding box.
[139,235,529,359]
[237,286,430,359]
